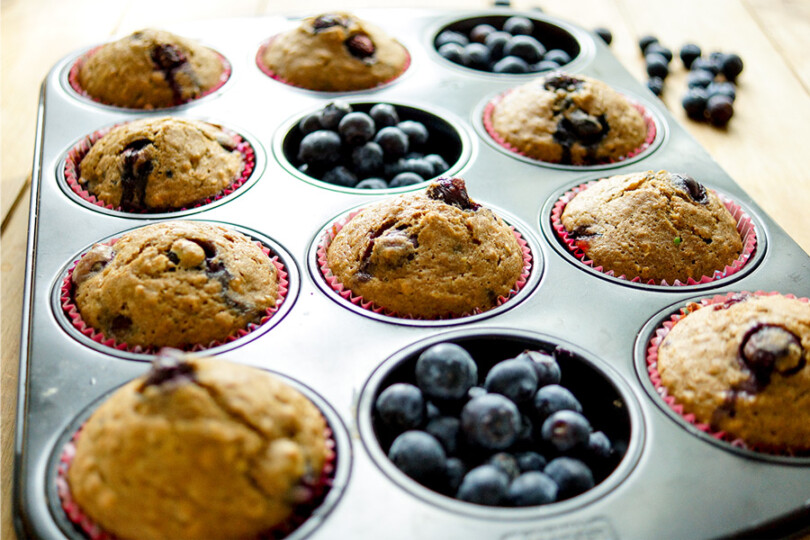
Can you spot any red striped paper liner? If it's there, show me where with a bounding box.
[316,210,533,319]
[63,124,255,213]
[550,181,758,286]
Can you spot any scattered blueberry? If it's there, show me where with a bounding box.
[534,384,582,420]
[456,465,510,505]
[516,451,547,472]
[493,56,530,74]
[638,35,659,55]
[503,16,533,36]
[484,357,539,404]
[389,431,447,486]
[541,410,591,452]
[593,27,612,46]
[374,127,410,159]
[298,130,341,165]
[707,81,736,102]
[390,172,425,187]
[687,69,715,89]
[375,382,425,431]
[682,88,709,120]
[720,53,744,81]
[508,471,558,506]
[645,53,669,79]
[338,112,376,146]
[461,394,521,450]
[369,103,400,129]
[543,49,572,66]
[707,94,734,126]
[645,43,673,63]
[647,76,664,96]
[426,416,461,455]
[679,43,701,69]
[435,30,469,48]
[320,101,352,130]
[503,35,545,64]
[416,343,478,401]
[397,120,429,146]
[322,165,358,188]
[356,178,388,189]
[691,57,720,75]
[544,457,594,500]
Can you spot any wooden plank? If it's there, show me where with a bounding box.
[745,0,810,92]
[115,0,265,32]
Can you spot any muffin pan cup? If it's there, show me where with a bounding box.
[15,10,810,540]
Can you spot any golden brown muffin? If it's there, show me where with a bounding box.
[326,178,524,318]
[490,72,648,165]
[78,117,243,211]
[72,221,278,349]
[260,12,408,92]
[657,293,810,451]
[560,170,742,283]
[67,353,330,540]
[77,29,226,109]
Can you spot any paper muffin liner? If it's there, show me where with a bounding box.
[255,36,411,91]
[68,46,231,108]
[645,290,810,456]
[63,123,255,214]
[550,181,758,286]
[483,91,657,166]
[316,210,533,319]
[56,422,337,540]
[60,238,288,354]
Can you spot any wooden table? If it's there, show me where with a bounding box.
[2,1,809,538]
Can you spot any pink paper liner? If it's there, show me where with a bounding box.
[60,238,288,354]
[645,290,810,456]
[255,36,411,91]
[63,123,256,213]
[483,90,657,166]
[57,422,337,540]
[316,209,533,319]
[68,46,231,109]
[550,181,758,286]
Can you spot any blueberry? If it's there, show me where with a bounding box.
[397,120,429,147]
[426,401,442,420]
[534,384,582,420]
[687,69,715,89]
[503,35,546,64]
[470,23,497,44]
[492,56,530,74]
[458,42,489,70]
[488,452,521,480]
[322,165,358,188]
[388,431,446,486]
[456,465,510,505]
[338,112,376,146]
[425,416,461,454]
[638,35,659,55]
[374,127,409,159]
[375,382,425,430]
[720,53,744,81]
[484,31,512,60]
[436,30,469,48]
[438,42,464,64]
[298,130,341,165]
[541,410,591,452]
[461,394,521,450]
[467,385,487,400]
[707,81,736,102]
[647,76,664,97]
[424,154,450,176]
[515,350,561,387]
[320,101,352,130]
[369,103,400,129]
[593,27,612,46]
[544,457,594,500]
[508,472,558,506]
[516,451,547,472]
[740,324,804,383]
[682,88,709,120]
[645,43,672,63]
[645,53,669,79]
[389,172,424,188]
[707,95,734,126]
[587,431,613,460]
[356,178,388,189]
[531,60,562,72]
[415,343,478,401]
[691,57,720,75]
[679,43,701,69]
[543,49,572,66]
[503,16,534,36]
[352,141,384,176]
[298,111,323,134]
[485,358,539,404]
[397,158,435,179]
[445,457,467,493]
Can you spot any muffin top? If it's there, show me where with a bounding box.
[326,178,524,318]
[77,28,225,109]
[490,72,647,165]
[78,117,243,212]
[261,12,408,92]
[560,170,743,283]
[67,353,329,540]
[72,221,278,349]
[657,293,810,451]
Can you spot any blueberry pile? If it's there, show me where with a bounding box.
[638,35,674,98]
[292,102,452,189]
[373,342,622,507]
[435,17,574,74]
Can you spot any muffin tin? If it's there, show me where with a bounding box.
[14,9,810,540]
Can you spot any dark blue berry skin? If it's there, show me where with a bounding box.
[445,457,467,493]
[456,465,510,505]
[532,60,562,72]
[397,120,429,146]
[462,42,491,69]
[426,416,461,455]
[470,24,497,44]
[679,43,701,69]
[485,31,512,60]
[638,35,659,55]
[320,101,352,130]
[687,69,715,89]
[436,30,469,48]
[374,127,409,159]
[397,158,435,179]
[587,431,613,460]
[352,142,384,176]
[415,343,478,401]
[424,154,450,176]
[389,172,424,187]
[593,27,612,46]
[484,358,539,404]
[645,43,672,63]
[647,76,664,97]
[493,56,530,74]
[356,178,388,189]
[707,95,734,127]
[720,53,744,82]
[541,410,592,452]
[488,452,521,480]
[467,386,487,401]
[461,394,522,450]
[707,81,736,102]
[503,35,546,64]
[516,451,547,472]
[543,49,572,66]
[516,413,534,445]
[322,165,358,187]
[369,103,399,129]
[544,457,594,500]
[375,382,425,431]
[298,111,323,134]
[298,130,341,165]
[691,57,720,75]
[503,16,534,36]
[534,384,583,420]
[516,350,561,387]
[508,471,558,506]
[388,431,447,486]
[682,88,709,120]
[645,53,669,79]
[426,401,441,420]
[438,42,464,64]
[338,112,375,146]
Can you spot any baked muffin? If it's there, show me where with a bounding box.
[77,117,243,212]
[489,72,648,165]
[657,293,810,451]
[72,221,279,349]
[560,170,743,283]
[76,29,226,109]
[66,353,330,540]
[260,12,408,92]
[325,177,524,318]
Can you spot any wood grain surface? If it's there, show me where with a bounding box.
[2,1,809,538]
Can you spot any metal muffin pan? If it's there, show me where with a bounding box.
[14,9,810,540]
